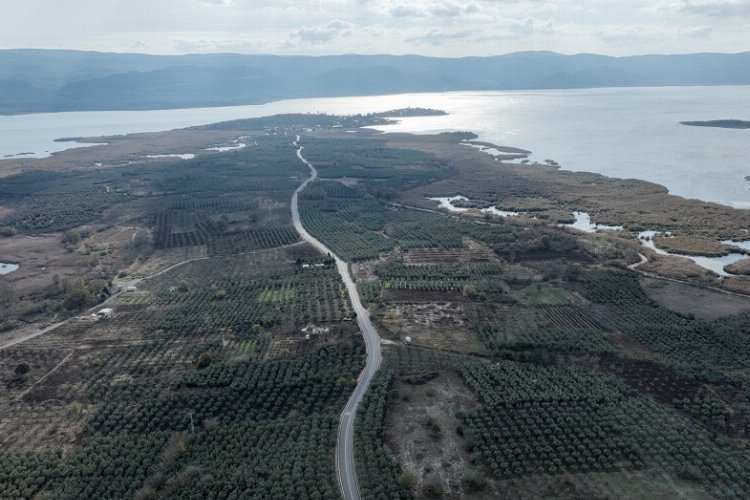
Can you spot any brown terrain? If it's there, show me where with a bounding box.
[653,235,742,257]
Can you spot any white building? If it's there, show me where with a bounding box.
[301,324,330,337]
[96,308,113,320]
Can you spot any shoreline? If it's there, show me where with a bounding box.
[2,87,750,208]
[681,119,750,129]
[2,83,750,118]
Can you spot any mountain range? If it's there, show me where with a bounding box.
[1,49,749,114]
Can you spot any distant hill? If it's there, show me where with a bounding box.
[1,49,750,114]
[681,119,750,129]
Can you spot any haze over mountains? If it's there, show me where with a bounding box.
[1,49,749,114]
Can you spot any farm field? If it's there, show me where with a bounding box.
[3,112,750,499]
[292,131,750,498]
[0,116,375,498]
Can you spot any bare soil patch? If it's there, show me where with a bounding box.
[607,332,658,361]
[127,245,208,279]
[381,303,466,329]
[0,346,71,400]
[598,355,701,404]
[0,234,73,292]
[404,242,497,266]
[351,259,379,282]
[487,470,710,499]
[385,370,480,499]
[641,277,750,320]
[0,402,90,452]
[0,205,14,218]
[376,302,487,354]
[383,289,465,302]
[0,234,111,323]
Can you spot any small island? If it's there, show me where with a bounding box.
[680,119,750,129]
[191,108,447,131]
[371,107,447,117]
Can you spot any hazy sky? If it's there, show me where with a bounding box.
[1,0,748,56]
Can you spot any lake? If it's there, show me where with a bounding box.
[1,86,749,207]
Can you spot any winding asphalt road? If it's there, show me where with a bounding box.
[291,136,382,500]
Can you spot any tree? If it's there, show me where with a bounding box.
[14,362,30,375]
[462,473,488,492]
[196,352,212,369]
[217,215,230,232]
[463,284,479,300]
[63,278,93,310]
[0,225,17,237]
[422,479,444,498]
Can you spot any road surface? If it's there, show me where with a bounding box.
[292,136,382,500]
[628,252,649,270]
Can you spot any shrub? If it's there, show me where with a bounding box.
[15,362,31,375]
[462,473,487,493]
[195,353,212,369]
[63,278,93,310]
[422,480,444,498]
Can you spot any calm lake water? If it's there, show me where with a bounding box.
[1,86,749,207]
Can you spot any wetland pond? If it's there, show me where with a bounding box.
[0,263,19,275]
[428,195,749,278]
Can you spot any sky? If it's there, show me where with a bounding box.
[1,0,748,57]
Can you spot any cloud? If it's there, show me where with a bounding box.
[596,23,712,46]
[389,1,480,19]
[172,37,257,53]
[653,0,750,17]
[504,16,555,36]
[0,0,746,57]
[682,0,750,16]
[406,29,472,45]
[474,16,556,40]
[405,14,556,46]
[390,6,426,18]
[288,20,353,45]
[429,3,475,17]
